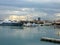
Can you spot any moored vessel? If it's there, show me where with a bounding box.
[0,19,23,26]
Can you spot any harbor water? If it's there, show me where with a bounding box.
[0,25,60,45]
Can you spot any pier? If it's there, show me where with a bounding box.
[40,37,60,43]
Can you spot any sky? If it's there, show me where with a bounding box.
[0,0,60,20]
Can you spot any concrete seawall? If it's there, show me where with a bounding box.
[40,37,60,43]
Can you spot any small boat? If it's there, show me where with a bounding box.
[54,22,60,28]
[53,20,60,25]
[44,23,52,26]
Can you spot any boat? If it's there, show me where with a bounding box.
[23,23,38,27]
[0,19,23,26]
[53,20,60,25]
[0,22,23,26]
[53,21,60,28]
[43,21,52,26]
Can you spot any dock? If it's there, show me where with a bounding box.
[40,37,60,43]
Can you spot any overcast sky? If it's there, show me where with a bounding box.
[0,0,60,20]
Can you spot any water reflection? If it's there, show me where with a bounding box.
[54,26,60,38]
[0,26,47,39]
[0,26,60,45]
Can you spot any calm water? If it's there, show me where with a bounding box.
[0,26,60,45]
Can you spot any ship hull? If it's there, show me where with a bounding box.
[0,23,23,26]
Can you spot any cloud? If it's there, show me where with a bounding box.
[55,13,60,17]
[15,0,60,3]
[0,0,60,9]
[51,13,60,20]
[0,0,60,20]
[0,7,47,18]
[0,5,59,20]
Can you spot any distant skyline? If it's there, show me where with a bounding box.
[0,0,60,20]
